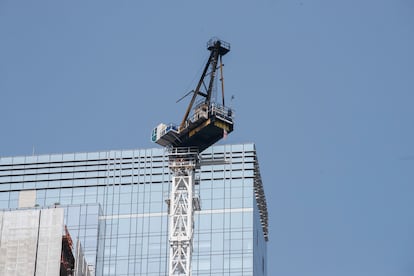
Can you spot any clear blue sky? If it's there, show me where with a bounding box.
[1,1,414,275]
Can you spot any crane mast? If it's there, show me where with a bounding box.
[166,147,200,276]
[152,38,233,276]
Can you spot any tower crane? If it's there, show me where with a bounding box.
[151,38,234,276]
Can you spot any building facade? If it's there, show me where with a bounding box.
[0,143,268,276]
[0,207,92,276]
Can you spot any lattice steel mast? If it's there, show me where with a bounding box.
[152,38,233,276]
[166,147,200,276]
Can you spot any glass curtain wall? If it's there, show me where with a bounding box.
[0,143,268,276]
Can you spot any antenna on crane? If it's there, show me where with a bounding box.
[151,38,234,276]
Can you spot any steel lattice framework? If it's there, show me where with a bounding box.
[167,148,200,276]
[152,38,232,276]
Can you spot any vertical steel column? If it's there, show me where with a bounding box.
[167,147,200,276]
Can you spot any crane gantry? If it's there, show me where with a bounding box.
[152,38,234,276]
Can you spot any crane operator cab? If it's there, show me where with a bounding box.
[151,38,234,153]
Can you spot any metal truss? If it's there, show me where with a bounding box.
[167,147,200,276]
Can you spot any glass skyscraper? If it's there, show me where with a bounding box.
[0,143,268,276]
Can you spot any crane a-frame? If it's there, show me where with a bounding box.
[152,38,233,153]
[151,38,234,276]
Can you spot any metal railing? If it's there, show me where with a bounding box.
[188,102,233,124]
[158,102,234,137]
[207,38,231,52]
[168,147,200,169]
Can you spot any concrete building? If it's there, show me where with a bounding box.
[0,207,92,276]
[0,143,268,276]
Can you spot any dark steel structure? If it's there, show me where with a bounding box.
[60,226,75,276]
[152,38,234,152]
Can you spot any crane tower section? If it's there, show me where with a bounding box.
[166,147,200,276]
[152,38,233,276]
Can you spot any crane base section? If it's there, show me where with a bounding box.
[152,103,233,153]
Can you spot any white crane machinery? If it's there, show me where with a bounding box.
[152,38,234,276]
